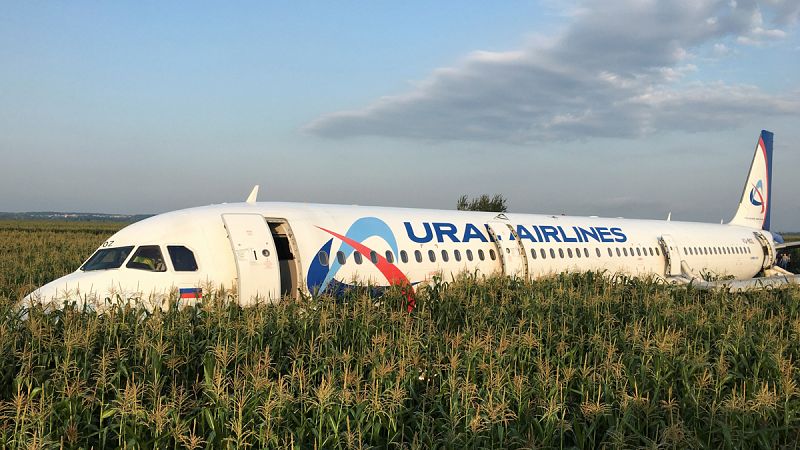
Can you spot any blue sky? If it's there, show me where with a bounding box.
[1,1,799,230]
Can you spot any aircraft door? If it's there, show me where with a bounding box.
[754,231,775,270]
[658,234,683,277]
[486,219,529,279]
[222,214,281,305]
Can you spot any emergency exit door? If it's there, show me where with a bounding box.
[222,214,281,305]
[486,220,529,279]
[658,234,683,277]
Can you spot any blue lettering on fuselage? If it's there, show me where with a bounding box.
[404,222,432,243]
[433,222,459,242]
[516,225,536,242]
[539,225,561,243]
[463,224,488,242]
[403,222,628,244]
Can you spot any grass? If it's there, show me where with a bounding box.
[1,220,800,448]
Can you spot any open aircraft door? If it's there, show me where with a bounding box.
[486,218,528,279]
[222,214,281,305]
[658,234,683,277]
[754,231,775,270]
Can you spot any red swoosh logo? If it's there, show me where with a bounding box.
[317,226,416,311]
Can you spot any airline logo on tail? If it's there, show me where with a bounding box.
[730,130,773,231]
[749,180,765,213]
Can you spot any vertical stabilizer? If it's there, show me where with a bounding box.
[730,130,773,230]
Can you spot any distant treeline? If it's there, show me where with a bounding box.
[0,212,151,222]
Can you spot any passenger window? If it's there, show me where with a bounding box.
[415,250,423,263]
[441,250,449,262]
[370,251,378,264]
[541,249,547,259]
[489,249,496,260]
[623,248,628,257]
[596,248,601,257]
[428,250,436,262]
[354,252,363,264]
[127,245,167,272]
[575,248,582,258]
[584,248,590,258]
[168,246,198,271]
[337,251,346,265]
[550,249,556,259]
[385,250,394,263]
[607,248,613,257]
[531,249,537,259]
[478,249,485,261]
[655,248,660,256]
[454,249,462,262]
[318,250,329,267]
[558,249,564,258]
[636,248,641,257]
[466,249,474,261]
[648,248,654,256]
[400,250,408,263]
[567,248,573,258]
[616,248,621,257]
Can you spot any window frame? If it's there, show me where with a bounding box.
[126,245,168,273]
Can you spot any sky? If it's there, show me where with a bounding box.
[1,1,799,230]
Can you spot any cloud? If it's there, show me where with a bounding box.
[306,0,800,143]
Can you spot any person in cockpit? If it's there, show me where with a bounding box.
[128,246,166,271]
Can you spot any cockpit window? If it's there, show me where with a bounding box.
[168,246,198,271]
[81,246,135,271]
[126,245,167,272]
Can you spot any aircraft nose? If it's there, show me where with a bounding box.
[20,272,102,310]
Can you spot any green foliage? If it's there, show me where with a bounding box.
[2,220,800,448]
[0,220,125,300]
[456,194,508,212]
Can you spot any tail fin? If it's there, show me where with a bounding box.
[730,130,773,230]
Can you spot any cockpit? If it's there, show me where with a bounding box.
[81,245,198,273]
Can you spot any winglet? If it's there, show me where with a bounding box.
[246,185,259,204]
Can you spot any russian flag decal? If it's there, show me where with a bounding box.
[179,287,202,299]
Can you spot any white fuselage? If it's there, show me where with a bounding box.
[26,202,773,309]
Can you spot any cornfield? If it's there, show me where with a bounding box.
[1,220,800,448]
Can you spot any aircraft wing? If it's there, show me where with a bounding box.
[776,241,800,250]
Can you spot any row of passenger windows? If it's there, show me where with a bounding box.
[318,248,498,267]
[683,245,751,256]
[317,243,754,267]
[531,246,660,260]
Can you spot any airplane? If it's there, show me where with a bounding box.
[24,130,800,311]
